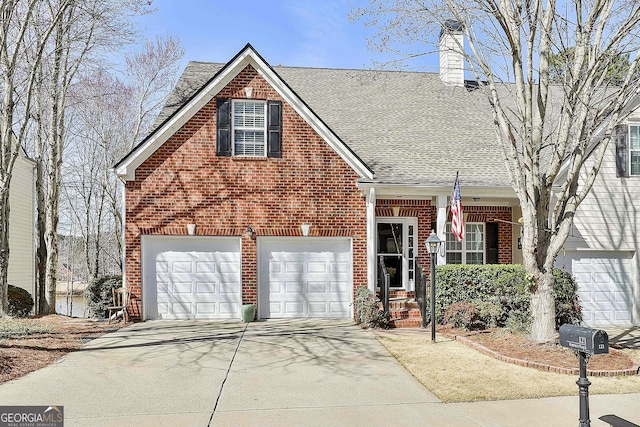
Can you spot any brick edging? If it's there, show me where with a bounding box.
[450,334,640,377]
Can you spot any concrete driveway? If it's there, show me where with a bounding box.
[0,319,475,427]
[2,320,638,426]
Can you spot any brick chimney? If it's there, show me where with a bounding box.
[439,20,465,87]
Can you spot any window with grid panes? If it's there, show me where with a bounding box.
[233,100,266,156]
[630,125,640,175]
[446,223,485,264]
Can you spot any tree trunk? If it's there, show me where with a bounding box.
[529,271,557,342]
[35,160,49,313]
[0,187,9,316]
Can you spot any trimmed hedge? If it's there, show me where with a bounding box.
[435,264,582,331]
[8,285,34,317]
[85,275,122,319]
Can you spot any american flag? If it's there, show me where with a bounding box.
[451,173,465,241]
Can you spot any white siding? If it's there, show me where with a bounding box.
[560,116,640,326]
[7,150,36,298]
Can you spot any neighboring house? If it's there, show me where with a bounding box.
[115,36,638,327]
[8,146,36,301]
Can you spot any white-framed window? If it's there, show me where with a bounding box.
[629,125,640,175]
[232,99,266,156]
[446,223,485,265]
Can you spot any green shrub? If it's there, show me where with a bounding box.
[85,275,122,319]
[434,264,582,332]
[0,319,50,338]
[443,301,485,330]
[8,285,34,317]
[354,287,389,329]
[554,268,583,326]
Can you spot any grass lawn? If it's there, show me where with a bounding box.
[374,332,640,403]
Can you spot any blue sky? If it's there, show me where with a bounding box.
[138,0,439,71]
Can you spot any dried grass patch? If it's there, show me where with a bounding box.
[375,333,640,403]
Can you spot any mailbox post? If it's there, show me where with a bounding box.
[559,324,609,427]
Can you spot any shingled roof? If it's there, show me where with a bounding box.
[153,59,511,188]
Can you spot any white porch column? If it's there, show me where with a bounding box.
[436,194,448,265]
[366,187,377,291]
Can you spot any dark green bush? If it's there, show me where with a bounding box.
[354,287,389,329]
[443,301,485,330]
[85,275,122,318]
[434,264,582,332]
[8,285,34,317]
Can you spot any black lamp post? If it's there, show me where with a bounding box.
[425,230,443,342]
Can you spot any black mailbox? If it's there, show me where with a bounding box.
[559,324,609,355]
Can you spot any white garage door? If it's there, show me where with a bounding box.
[142,236,242,320]
[258,238,352,319]
[557,251,634,327]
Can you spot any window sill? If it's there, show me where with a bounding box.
[231,156,269,161]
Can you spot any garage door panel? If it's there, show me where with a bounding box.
[577,291,591,302]
[308,262,327,273]
[284,301,304,315]
[308,302,327,314]
[196,303,216,314]
[285,262,304,273]
[615,310,631,321]
[556,251,633,327]
[195,282,216,293]
[259,238,352,319]
[285,282,303,293]
[142,237,241,320]
[308,282,327,293]
[329,302,349,314]
[219,282,239,294]
[196,262,216,273]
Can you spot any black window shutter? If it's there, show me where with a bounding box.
[486,222,499,264]
[267,100,282,158]
[216,98,231,156]
[615,124,629,178]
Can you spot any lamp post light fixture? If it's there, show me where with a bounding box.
[425,230,443,341]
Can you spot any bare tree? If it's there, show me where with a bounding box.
[61,35,183,284]
[354,0,640,341]
[28,0,150,313]
[0,0,73,316]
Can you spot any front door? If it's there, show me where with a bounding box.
[376,218,418,291]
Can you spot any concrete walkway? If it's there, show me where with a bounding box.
[0,320,638,426]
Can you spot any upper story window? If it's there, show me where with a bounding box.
[233,100,266,156]
[216,97,282,158]
[629,125,640,176]
[446,223,485,265]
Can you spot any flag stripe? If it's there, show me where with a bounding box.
[451,174,465,241]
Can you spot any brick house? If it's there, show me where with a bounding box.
[114,40,524,324]
[114,7,640,329]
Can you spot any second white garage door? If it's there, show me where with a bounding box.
[258,238,352,319]
[556,251,634,327]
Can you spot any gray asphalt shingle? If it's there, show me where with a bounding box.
[153,60,512,187]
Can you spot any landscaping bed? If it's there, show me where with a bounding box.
[0,315,122,384]
[442,327,639,376]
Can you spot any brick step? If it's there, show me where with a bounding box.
[389,318,423,328]
[389,290,408,298]
[389,307,422,320]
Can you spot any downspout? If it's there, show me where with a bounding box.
[366,187,376,291]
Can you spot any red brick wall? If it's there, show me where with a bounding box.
[125,65,367,316]
[463,206,513,264]
[375,200,513,267]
